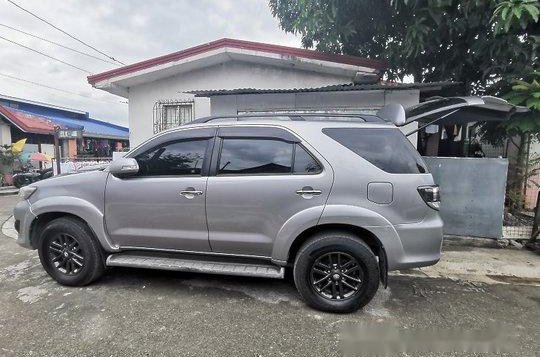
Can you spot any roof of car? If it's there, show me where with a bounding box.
[128,114,397,156]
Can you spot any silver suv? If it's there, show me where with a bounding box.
[14,111,443,312]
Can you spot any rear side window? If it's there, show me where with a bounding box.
[135,139,208,176]
[322,128,428,174]
[218,139,293,174]
[217,139,322,175]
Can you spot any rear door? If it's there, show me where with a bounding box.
[403,96,527,127]
[205,126,333,257]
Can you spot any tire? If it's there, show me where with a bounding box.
[38,217,105,286]
[293,231,380,313]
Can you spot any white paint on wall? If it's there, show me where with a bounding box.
[127,61,354,146]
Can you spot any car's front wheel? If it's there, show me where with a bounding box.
[38,217,105,286]
[293,231,380,313]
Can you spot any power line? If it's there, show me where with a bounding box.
[0,23,118,65]
[0,34,92,73]
[0,72,128,105]
[7,0,125,65]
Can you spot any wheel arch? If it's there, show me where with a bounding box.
[29,212,87,249]
[28,196,118,252]
[285,224,389,287]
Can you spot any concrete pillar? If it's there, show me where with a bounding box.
[0,123,11,145]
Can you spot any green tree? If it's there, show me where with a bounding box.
[269,0,538,94]
[489,1,539,210]
[0,144,20,175]
[479,73,540,210]
[492,0,540,33]
[270,0,539,210]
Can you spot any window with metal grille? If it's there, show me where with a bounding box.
[153,100,193,134]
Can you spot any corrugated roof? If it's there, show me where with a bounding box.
[189,81,458,97]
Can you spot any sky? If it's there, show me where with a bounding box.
[0,0,301,126]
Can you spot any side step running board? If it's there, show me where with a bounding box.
[106,254,285,279]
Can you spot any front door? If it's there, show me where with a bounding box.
[205,126,333,257]
[105,135,213,252]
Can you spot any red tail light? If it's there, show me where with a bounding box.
[417,185,440,210]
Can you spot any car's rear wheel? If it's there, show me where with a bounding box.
[293,231,380,313]
[38,217,105,286]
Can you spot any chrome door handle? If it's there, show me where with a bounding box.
[179,188,204,198]
[296,187,322,196]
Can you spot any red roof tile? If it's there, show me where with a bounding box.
[0,105,56,134]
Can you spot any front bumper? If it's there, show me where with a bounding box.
[13,199,36,249]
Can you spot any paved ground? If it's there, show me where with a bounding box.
[0,194,538,356]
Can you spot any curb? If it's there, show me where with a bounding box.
[1,215,17,240]
[0,187,19,196]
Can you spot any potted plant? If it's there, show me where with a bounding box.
[0,144,20,186]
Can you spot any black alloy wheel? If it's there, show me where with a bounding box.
[47,233,85,275]
[293,231,380,313]
[38,217,105,286]
[310,252,363,300]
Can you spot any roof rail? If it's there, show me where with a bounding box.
[187,112,380,125]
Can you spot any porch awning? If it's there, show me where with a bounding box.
[0,105,58,134]
[45,116,129,140]
[0,105,128,140]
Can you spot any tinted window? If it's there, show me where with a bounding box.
[218,139,292,174]
[293,144,322,174]
[323,128,428,174]
[135,139,208,176]
[405,98,464,119]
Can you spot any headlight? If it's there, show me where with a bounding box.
[18,186,37,200]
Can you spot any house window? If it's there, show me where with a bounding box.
[153,100,194,134]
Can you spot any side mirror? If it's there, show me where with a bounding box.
[109,157,139,177]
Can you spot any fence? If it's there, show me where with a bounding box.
[52,157,112,175]
[424,157,508,239]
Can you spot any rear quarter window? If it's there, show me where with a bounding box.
[322,128,428,174]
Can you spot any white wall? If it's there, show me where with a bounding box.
[0,122,11,145]
[127,61,353,146]
[210,89,420,145]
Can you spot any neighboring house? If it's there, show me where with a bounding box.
[88,38,456,147]
[0,94,129,159]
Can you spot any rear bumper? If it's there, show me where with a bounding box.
[391,211,443,270]
[13,199,36,249]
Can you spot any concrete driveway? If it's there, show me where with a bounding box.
[0,195,538,356]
